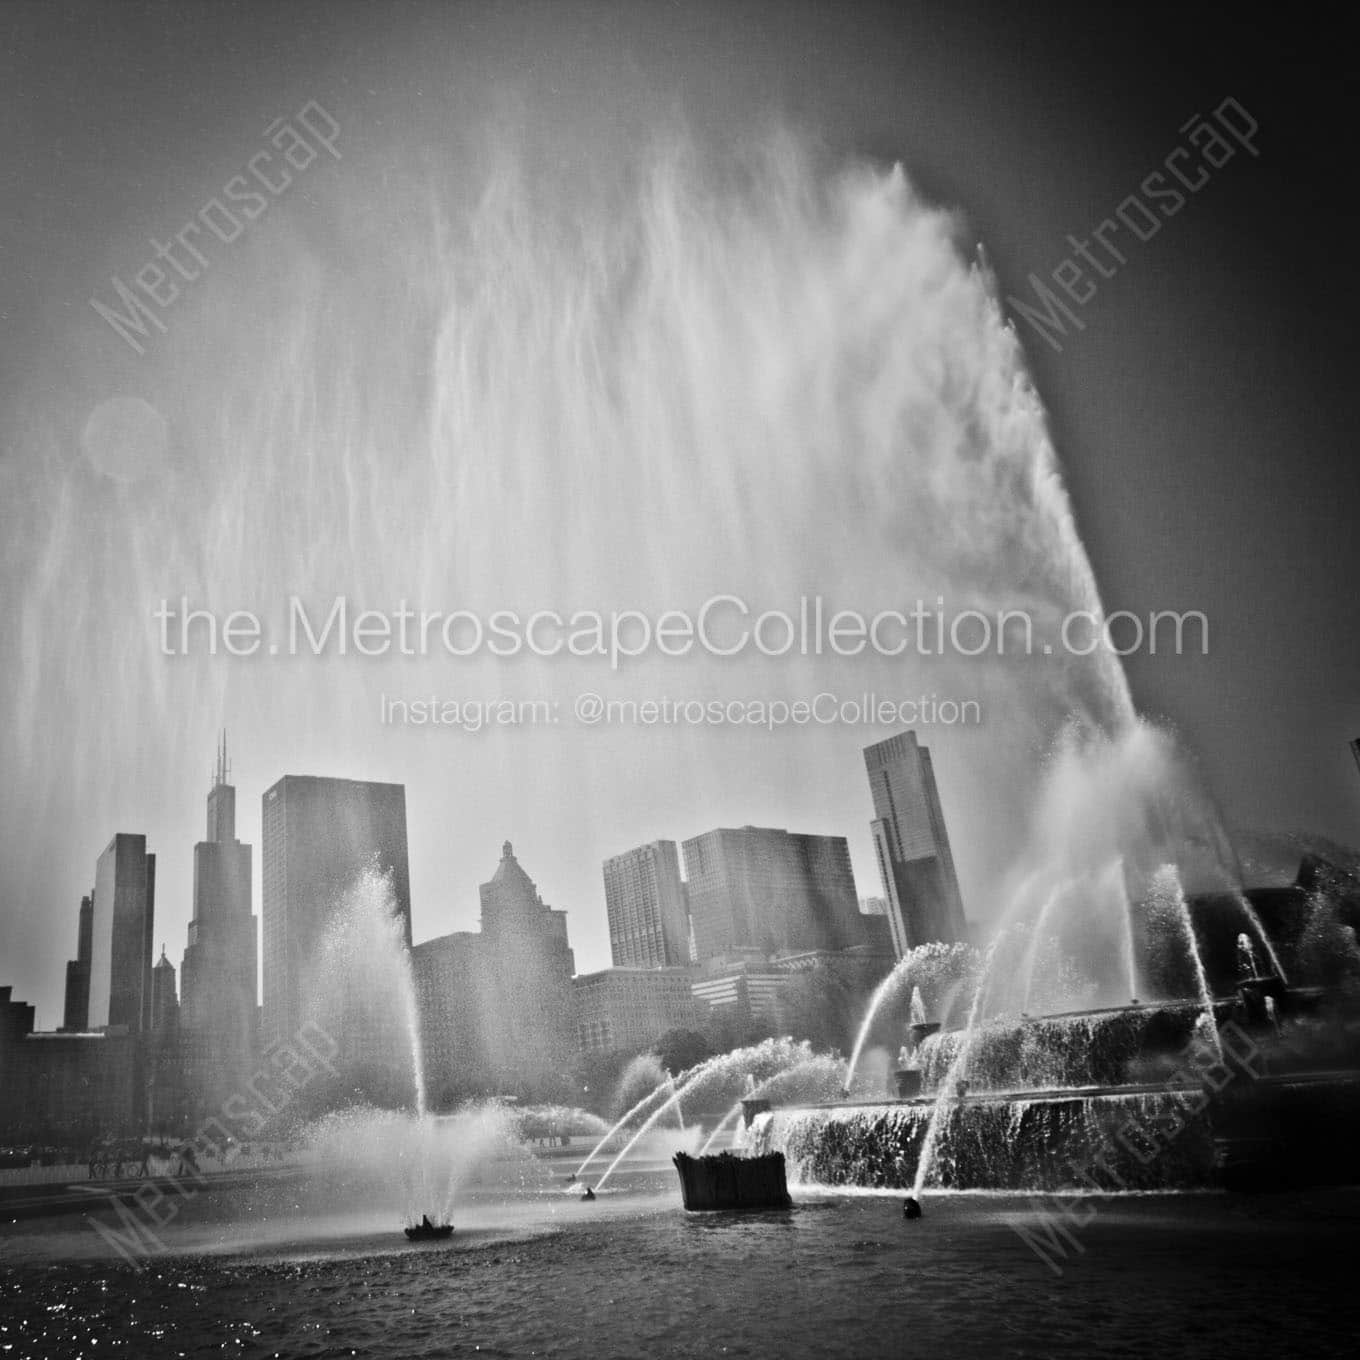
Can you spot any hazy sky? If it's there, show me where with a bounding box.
[2,1,1357,1028]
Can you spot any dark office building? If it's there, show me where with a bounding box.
[88,833,156,1033]
[261,775,411,1045]
[181,738,258,1106]
[864,732,967,955]
[0,987,141,1142]
[681,825,865,963]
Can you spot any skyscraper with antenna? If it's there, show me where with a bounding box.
[180,732,258,1114]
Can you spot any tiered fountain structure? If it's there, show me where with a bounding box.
[748,847,1360,1196]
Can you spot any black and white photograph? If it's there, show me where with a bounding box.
[1,3,1358,1356]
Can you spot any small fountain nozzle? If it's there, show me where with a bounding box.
[903,1197,922,1220]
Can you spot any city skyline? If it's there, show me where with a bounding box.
[3,2,1358,1047]
[13,727,1360,1031]
[14,730,951,1028]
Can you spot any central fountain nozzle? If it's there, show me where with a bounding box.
[903,1197,922,1219]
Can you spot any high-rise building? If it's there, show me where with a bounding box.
[573,967,700,1054]
[477,841,575,1089]
[88,833,156,1032]
[181,737,258,1099]
[261,775,411,1044]
[864,732,967,954]
[681,826,865,963]
[603,840,690,968]
[62,894,94,1031]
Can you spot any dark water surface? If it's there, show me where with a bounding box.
[2,1184,1358,1359]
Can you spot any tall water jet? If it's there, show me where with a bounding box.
[1148,865,1221,1060]
[1018,880,1071,1014]
[5,127,1161,995]
[1108,858,1140,1002]
[911,937,1002,1198]
[1233,892,1288,982]
[304,862,427,1117]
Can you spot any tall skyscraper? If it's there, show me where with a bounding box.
[62,894,94,1031]
[477,841,575,1088]
[603,840,690,968]
[681,826,864,963]
[864,732,967,955]
[180,736,258,1101]
[261,775,411,1044]
[88,833,156,1032]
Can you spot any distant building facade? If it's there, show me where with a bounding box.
[864,733,967,954]
[603,840,690,968]
[476,842,576,1090]
[690,956,790,1038]
[0,987,140,1141]
[88,833,156,1033]
[62,894,94,1031]
[681,826,866,962]
[573,967,701,1054]
[151,948,179,1032]
[261,775,411,1045]
[412,930,494,1098]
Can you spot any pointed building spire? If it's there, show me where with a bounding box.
[212,729,231,789]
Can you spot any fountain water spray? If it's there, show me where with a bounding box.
[304,862,427,1118]
[6,128,1154,999]
[911,935,1002,1199]
[698,1106,744,1157]
[843,942,977,1092]
[592,1039,814,1193]
[699,1056,847,1156]
[1149,865,1221,1060]
[1233,893,1288,982]
[572,1070,691,1183]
